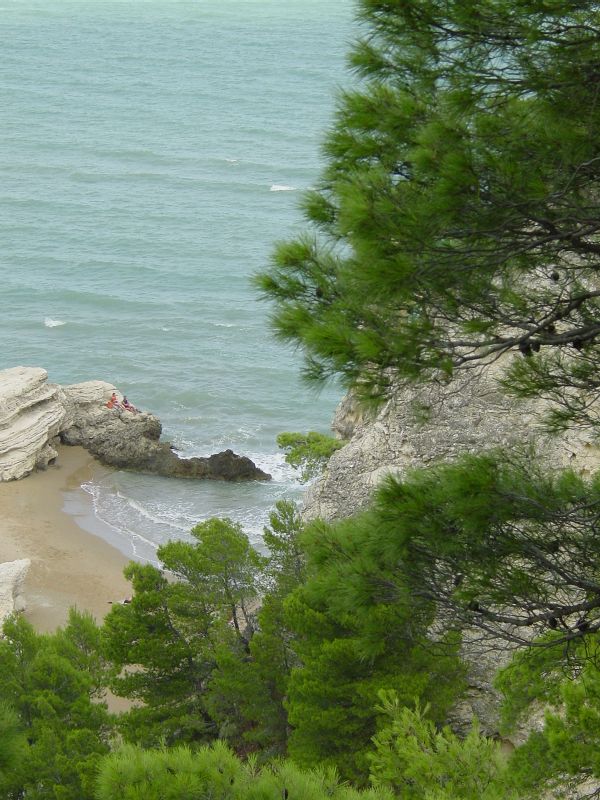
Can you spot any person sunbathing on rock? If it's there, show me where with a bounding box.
[106,392,121,410]
[122,396,138,413]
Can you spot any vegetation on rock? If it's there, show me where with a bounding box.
[277,431,346,482]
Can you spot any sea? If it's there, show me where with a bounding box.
[0,0,356,563]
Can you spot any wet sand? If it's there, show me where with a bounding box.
[0,445,132,632]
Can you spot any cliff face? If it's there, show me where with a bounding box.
[303,368,600,522]
[0,559,30,622]
[0,367,67,481]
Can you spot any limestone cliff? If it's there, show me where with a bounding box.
[0,559,30,622]
[303,368,600,522]
[0,367,66,481]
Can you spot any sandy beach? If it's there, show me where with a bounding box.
[0,445,133,632]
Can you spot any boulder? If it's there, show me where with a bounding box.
[142,446,271,482]
[0,559,30,622]
[60,380,270,480]
[59,380,164,462]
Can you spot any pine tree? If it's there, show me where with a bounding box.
[256,0,600,430]
[372,450,600,650]
[102,518,265,747]
[0,612,113,800]
[283,513,466,782]
[0,702,26,798]
[498,639,600,798]
[205,502,305,756]
[369,692,515,800]
[95,739,393,800]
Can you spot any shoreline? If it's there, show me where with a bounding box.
[0,445,132,632]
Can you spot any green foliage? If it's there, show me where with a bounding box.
[162,517,267,639]
[12,3,600,793]
[95,739,393,800]
[103,517,266,748]
[256,0,600,430]
[495,635,569,734]
[277,431,346,482]
[0,702,26,797]
[262,499,305,585]
[205,502,305,757]
[0,612,113,800]
[371,450,600,650]
[283,512,466,783]
[369,693,514,800]
[102,560,218,746]
[497,640,600,798]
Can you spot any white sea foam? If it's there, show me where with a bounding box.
[240,450,297,485]
[207,424,263,450]
[82,481,164,564]
[270,183,296,191]
[44,317,66,327]
[116,490,189,533]
[79,443,306,563]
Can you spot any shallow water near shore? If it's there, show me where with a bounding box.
[1,0,355,557]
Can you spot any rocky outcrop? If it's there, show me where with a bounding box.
[0,367,270,482]
[0,559,30,622]
[302,368,600,521]
[60,380,269,480]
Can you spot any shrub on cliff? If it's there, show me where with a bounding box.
[277,431,346,482]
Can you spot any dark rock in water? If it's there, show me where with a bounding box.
[0,368,270,482]
[57,379,271,482]
[146,447,271,482]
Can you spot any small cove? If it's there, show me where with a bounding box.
[1,0,355,553]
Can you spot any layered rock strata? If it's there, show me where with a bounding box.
[0,367,270,482]
[0,367,66,481]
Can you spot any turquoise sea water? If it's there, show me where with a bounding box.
[0,0,356,560]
